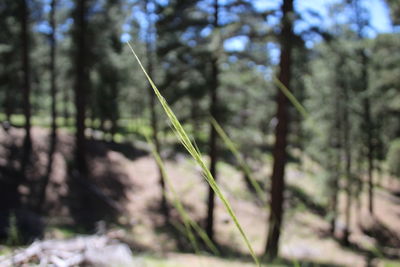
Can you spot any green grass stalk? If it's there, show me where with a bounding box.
[210,117,266,204]
[274,76,308,118]
[145,134,220,255]
[127,42,260,266]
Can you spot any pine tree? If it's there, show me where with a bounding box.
[73,0,89,177]
[265,0,294,259]
[145,0,169,221]
[38,0,58,212]
[205,0,220,242]
[20,0,32,175]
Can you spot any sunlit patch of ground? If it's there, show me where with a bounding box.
[1,127,400,266]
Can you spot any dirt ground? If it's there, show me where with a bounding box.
[1,126,399,266]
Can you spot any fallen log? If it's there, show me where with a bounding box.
[0,234,142,267]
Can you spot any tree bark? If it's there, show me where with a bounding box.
[329,143,340,235]
[146,0,168,221]
[74,0,88,177]
[63,87,70,126]
[206,0,220,242]
[342,75,352,247]
[20,0,32,175]
[361,51,374,215]
[265,0,294,259]
[329,59,343,235]
[110,84,118,143]
[38,0,57,212]
[352,0,374,216]
[4,87,13,122]
[366,108,374,214]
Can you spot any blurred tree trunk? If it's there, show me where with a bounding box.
[362,52,374,215]
[63,87,70,127]
[145,0,168,221]
[355,148,364,223]
[329,154,340,235]
[240,92,254,193]
[49,0,57,152]
[329,134,341,235]
[73,0,88,177]
[38,0,57,212]
[352,0,374,215]
[206,0,219,242]
[100,117,105,134]
[329,58,343,235]
[190,97,200,136]
[110,85,118,142]
[265,0,294,259]
[342,79,352,247]
[4,88,13,122]
[20,0,32,175]
[242,154,255,194]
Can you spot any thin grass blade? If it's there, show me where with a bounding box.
[145,133,219,255]
[274,76,308,118]
[210,117,266,204]
[127,42,260,266]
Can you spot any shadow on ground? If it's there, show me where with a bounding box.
[0,127,147,240]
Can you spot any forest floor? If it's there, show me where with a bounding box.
[1,126,400,267]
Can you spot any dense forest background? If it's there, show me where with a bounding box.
[1,0,400,266]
